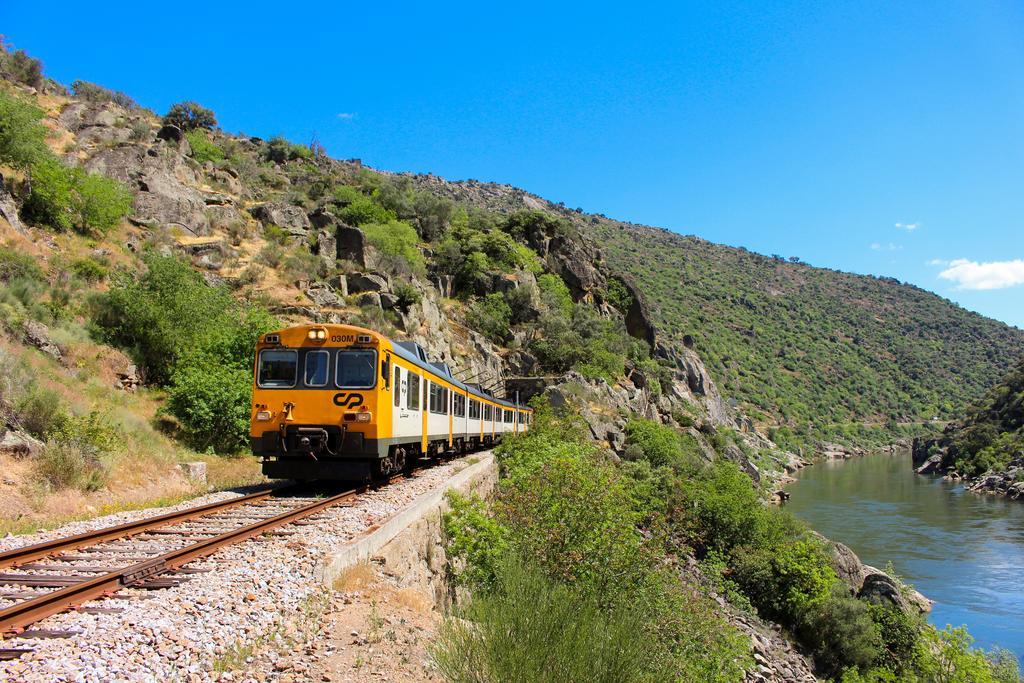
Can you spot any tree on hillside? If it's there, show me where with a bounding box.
[0,38,44,89]
[162,101,217,131]
[0,90,49,169]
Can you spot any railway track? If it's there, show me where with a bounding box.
[0,472,417,661]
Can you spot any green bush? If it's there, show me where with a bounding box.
[0,245,45,283]
[70,80,139,109]
[537,273,573,316]
[444,404,750,681]
[432,557,676,683]
[0,42,44,88]
[22,157,75,231]
[731,537,837,622]
[800,584,882,676]
[392,280,422,312]
[15,385,66,439]
[184,129,225,163]
[338,196,396,226]
[0,90,49,169]
[69,256,108,282]
[263,136,312,164]
[73,170,133,234]
[605,277,633,313]
[162,101,217,131]
[498,448,648,596]
[53,410,120,455]
[623,417,700,471]
[35,440,106,492]
[165,362,252,453]
[22,158,132,235]
[359,220,424,272]
[92,254,276,451]
[0,44,43,88]
[671,460,766,553]
[443,493,510,589]
[472,293,512,343]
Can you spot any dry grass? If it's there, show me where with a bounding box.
[334,562,378,592]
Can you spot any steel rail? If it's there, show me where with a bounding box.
[0,483,369,636]
[0,487,280,570]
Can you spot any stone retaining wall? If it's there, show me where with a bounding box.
[317,453,498,609]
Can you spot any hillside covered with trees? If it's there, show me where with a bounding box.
[589,221,1024,449]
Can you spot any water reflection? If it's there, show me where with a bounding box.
[786,453,1024,660]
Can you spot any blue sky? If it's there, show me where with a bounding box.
[3,0,1023,327]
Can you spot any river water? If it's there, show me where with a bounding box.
[785,452,1024,660]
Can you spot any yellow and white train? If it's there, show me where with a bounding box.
[250,323,532,480]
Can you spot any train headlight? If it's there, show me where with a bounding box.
[307,328,327,341]
[255,410,272,421]
[343,411,372,423]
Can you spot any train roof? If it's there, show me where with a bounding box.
[386,337,527,411]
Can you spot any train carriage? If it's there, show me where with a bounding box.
[250,323,531,480]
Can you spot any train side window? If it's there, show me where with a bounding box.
[304,350,330,387]
[408,373,420,411]
[454,394,465,417]
[428,382,440,414]
[469,399,480,419]
[258,349,297,388]
[394,366,402,407]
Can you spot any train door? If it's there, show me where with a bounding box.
[393,365,418,442]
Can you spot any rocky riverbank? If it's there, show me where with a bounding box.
[913,438,1024,501]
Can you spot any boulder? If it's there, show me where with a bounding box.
[915,453,944,475]
[354,291,382,308]
[308,207,337,230]
[250,202,310,236]
[312,228,337,270]
[0,181,26,235]
[132,191,209,235]
[347,272,389,294]
[0,430,43,457]
[336,225,369,266]
[210,168,244,196]
[305,284,344,308]
[858,568,931,614]
[115,364,141,391]
[86,143,211,235]
[23,321,62,361]
[380,293,400,310]
[827,540,871,590]
[328,274,349,297]
[156,124,184,143]
[178,461,207,484]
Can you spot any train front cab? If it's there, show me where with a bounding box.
[251,325,393,480]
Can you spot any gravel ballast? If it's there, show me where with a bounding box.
[0,456,481,682]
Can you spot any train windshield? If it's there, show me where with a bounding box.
[304,350,330,387]
[258,349,297,388]
[336,350,377,388]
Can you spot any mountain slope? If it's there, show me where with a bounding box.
[585,220,1024,445]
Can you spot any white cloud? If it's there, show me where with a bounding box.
[336,112,357,120]
[871,242,902,251]
[895,222,920,232]
[937,258,1024,290]
[927,258,948,266]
